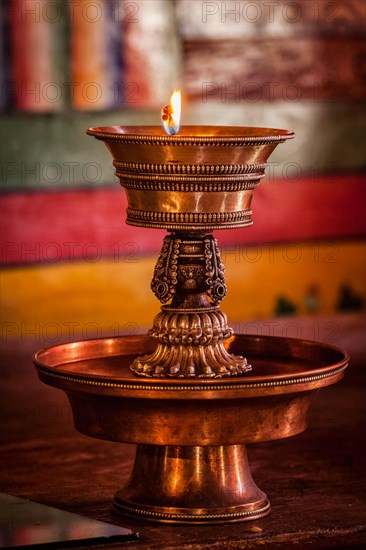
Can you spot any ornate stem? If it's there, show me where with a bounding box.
[130,233,251,378]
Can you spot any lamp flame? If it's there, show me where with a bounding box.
[161,89,181,135]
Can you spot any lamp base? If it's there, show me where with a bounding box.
[34,333,348,525]
[131,307,251,378]
[113,444,270,524]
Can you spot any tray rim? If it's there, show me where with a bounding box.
[34,334,349,396]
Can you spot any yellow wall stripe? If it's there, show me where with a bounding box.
[1,241,365,342]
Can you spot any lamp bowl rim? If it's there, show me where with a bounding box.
[86,125,295,145]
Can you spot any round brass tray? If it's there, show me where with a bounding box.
[34,334,348,524]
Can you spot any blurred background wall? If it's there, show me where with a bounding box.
[1,0,365,344]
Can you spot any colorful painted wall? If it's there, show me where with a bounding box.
[1,0,366,343]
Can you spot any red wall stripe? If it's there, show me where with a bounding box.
[1,173,365,265]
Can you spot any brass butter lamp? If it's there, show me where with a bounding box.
[34,93,348,524]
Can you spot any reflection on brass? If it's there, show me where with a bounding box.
[87,125,293,232]
[114,444,270,523]
[34,334,348,523]
[32,125,349,523]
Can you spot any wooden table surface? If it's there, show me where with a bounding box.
[1,315,365,549]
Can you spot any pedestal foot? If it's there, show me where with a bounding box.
[130,308,251,378]
[114,444,270,524]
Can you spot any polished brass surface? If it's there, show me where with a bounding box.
[86,125,294,231]
[86,125,294,378]
[34,334,348,522]
[34,334,348,446]
[114,445,269,524]
[33,125,349,523]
